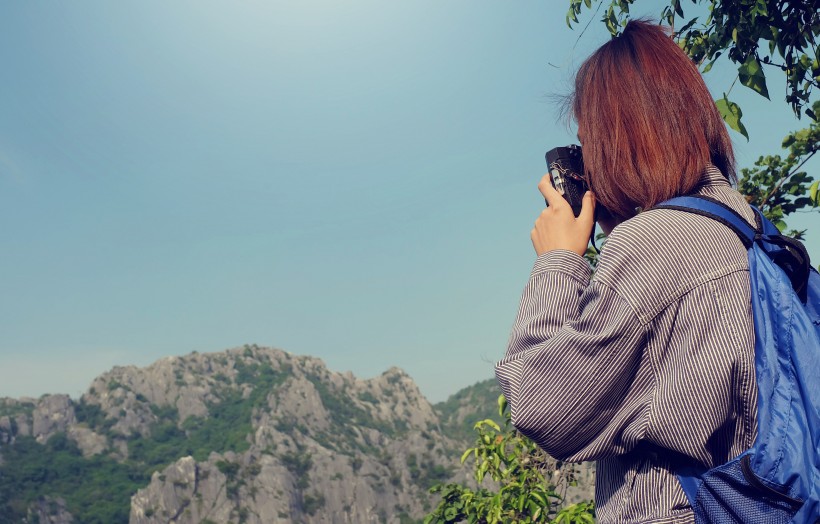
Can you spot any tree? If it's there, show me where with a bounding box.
[737,101,820,237]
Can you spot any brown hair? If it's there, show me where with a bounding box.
[572,20,735,219]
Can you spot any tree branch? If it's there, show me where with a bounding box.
[758,149,818,209]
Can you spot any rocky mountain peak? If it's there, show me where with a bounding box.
[0,345,494,523]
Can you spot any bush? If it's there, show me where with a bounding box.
[425,396,594,524]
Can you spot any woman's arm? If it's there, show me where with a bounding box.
[495,250,650,462]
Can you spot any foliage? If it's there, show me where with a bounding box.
[434,379,504,444]
[128,360,290,474]
[407,452,455,489]
[583,233,608,269]
[425,396,594,524]
[0,434,146,524]
[305,372,395,435]
[300,369,424,461]
[737,100,820,237]
[566,0,820,125]
[281,448,313,489]
[0,358,293,521]
[280,446,322,515]
[303,492,326,515]
[0,399,35,419]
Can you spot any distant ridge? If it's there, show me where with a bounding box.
[0,345,593,523]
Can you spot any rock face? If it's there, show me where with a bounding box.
[0,398,36,446]
[0,346,596,523]
[26,496,74,524]
[32,395,77,443]
[120,346,458,523]
[0,395,77,447]
[0,346,473,523]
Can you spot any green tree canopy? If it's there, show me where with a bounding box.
[567,0,820,126]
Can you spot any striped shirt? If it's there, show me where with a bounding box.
[495,166,758,523]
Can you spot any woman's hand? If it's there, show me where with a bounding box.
[531,174,596,257]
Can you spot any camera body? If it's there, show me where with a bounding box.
[545,145,587,217]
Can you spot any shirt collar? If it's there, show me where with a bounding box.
[698,164,731,189]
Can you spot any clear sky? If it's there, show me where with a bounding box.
[1,1,817,403]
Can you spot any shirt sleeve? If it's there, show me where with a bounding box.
[495,249,651,462]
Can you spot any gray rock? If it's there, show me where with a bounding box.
[15,414,32,437]
[25,496,74,524]
[0,416,14,445]
[67,426,107,457]
[122,347,467,523]
[0,398,36,444]
[32,395,76,444]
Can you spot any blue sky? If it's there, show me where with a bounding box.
[0,1,816,402]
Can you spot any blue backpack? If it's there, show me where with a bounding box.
[654,195,820,524]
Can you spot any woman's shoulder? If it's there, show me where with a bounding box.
[594,194,750,323]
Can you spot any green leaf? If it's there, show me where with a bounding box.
[715,95,749,140]
[782,134,796,148]
[661,6,673,26]
[476,419,501,432]
[566,6,579,28]
[669,0,683,17]
[603,6,618,36]
[810,180,820,206]
[677,16,698,35]
[497,394,507,418]
[738,55,770,99]
[530,492,547,506]
[702,58,716,73]
[584,0,591,8]
[460,448,473,464]
[477,460,489,483]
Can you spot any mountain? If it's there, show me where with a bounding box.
[433,378,504,444]
[0,345,594,523]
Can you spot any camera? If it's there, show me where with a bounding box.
[545,145,587,217]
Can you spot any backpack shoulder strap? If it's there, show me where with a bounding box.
[656,194,812,302]
[653,195,758,248]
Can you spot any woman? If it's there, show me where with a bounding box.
[495,20,756,523]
